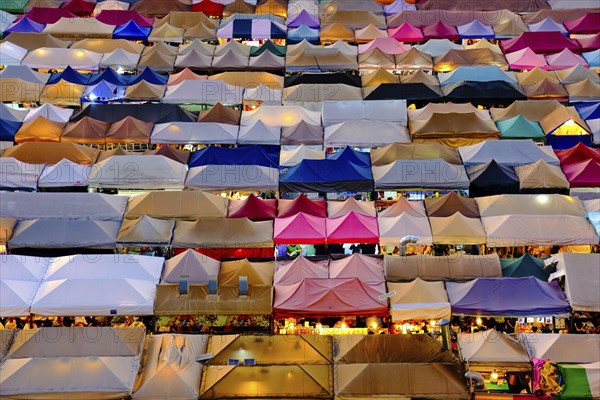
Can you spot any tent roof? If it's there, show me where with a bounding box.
[446,277,570,316]
[1,32,71,50]
[520,333,600,363]
[162,249,220,284]
[280,158,374,193]
[0,158,40,190]
[188,145,278,168]
[274,256,329,285]
[372,159,470,190]
[370,142,461,166]
[218,258,274,286]
[42,17,115,39]
[515,159,570,191]
[506,47,549,70]
[186,164,278,191]
[378,197,427,218]
[467,159,520,197]
[61,117,108,145]
[125,191,227,220]
[556,64,600,85]
[277,194,327,218]
[117,216,174,247]
[131,0,190,17]
[549,252,600,312]
[71,103,194,124]
[378,211,433,245]
[38,159,91,188]
[555,142,600,165]
[388,278,451,321]
[501,31,580,54]
[429,212,486,244]
[546,48,589,70]
[434,49,508,72]
[324,120,410,148]
[501,253,551,280]
[172,218,273,249]
[497,115,545,140]
[491,99,562,122]
[416,39,462,58]
[0,254,48,317]
[274,212,327,245]
[281,120,324,145]
[105,116,153,144]
[1,142,99,165]
[14,117,65,143]
[228,195,277,221]
[410,112,499,140]
[425,192,480,218]
[280,145,325,167]
[326,212,380,244]
[328,197,376,218]
[458,329,530,363]
[459,140,559,167]
[95,9,153,27]
[476,194,587,217]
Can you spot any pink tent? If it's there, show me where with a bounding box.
[274,212,326,244]
[328,254,385,283]
[167,68,207,86]
[564,14,600,34]
[546,49,589,70]
[577,33,600,52]
[61,0,95,16]
[228,195,276,221]
[24,7,77,24]
[387,23,425,42]
[326,212,379,244]
[273,278,388,317]
[95,10,154,27]
[274,256,329,285]
[501,32,581,54]
[422,21,459,41]
[506,47,549,70]
[555,143,600,164]
[277,194,327,218]
[562,159,600,187]
[358,38,411,55]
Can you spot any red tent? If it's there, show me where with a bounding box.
[326,212,380,244]
[577,33,600,52]
[61,0,95,16]
[501,32,581,54]
[228,195,277,221]
[388,23,425,42]
[191,0,224,17]
[422,21,460,41]
[555,142,600,165]
[564,14,600,34]
[562,159,600,187]
[95,10,155,27]
[24,7,77,24]
[274,212,327,244]
[273,278,389,317]
[277,194,327,218]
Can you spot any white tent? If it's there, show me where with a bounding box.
[23,103,74,123]
[520,333,600,363]
[162,80,244,105]
[241,104,321,128]
[151,122,238,145]
[38,159,91,187]
[43,17,116,39]
[324,120,410,147]
[133,334,209,400]
[93,0,130,15]
[174,50,213,69]
[22,48,103,70]
[31,254,163,316]
[0,255,50,317]
[416,39,462,58]
[88,155,188,190]
[0,10,16,33]
[458,329,530,363]
[0,42,28,66]
[0,103,28,122]
[280,145,325,167]
[185,165,279,191]
[476,194,587,218]
[548,253,600,312]
[0,192,127,221]
[378,214,433,246]
[100,48,141,69]
[161,249,220,284]
[372,159,470,190]
[243,84,282,105]
[237,120,281,145]
[387,278,451,321]
[459,140,560,167]
[0,65,50,84]
[322,99,407,126]
[0,158,43,190]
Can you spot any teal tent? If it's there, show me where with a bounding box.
[497,115,545,141]
[501,253,550,280]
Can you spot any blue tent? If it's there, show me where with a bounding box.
[47,66,90,85]
[88,68,130,86]
[439,66,517,87]
[113,20,150,41]
[467,159,520,197]
[325,146,371,167]
[457,20,495,39]
[188,145,279,168]
[501,254,551,281]
[3,17,45,35]
[446,277,570,316]
[81,81,125,103]
[0,119,21,141]
[583,49,599,69]
[127,67,168,86]
[575,102,600,121]
[588,211,600,238]
[287,25,320,44]
[280,158,374,193]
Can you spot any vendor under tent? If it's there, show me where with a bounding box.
[446,277,570,316]
[548,252,600,312]
[0,255,49,317]
[384,254,502,282]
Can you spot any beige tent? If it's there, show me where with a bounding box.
[394,48,433,70]
[370,142,461,166]
[429,212,486,244]
[125,191,228,220]
[555,64,600,85]
[515,160,570,192]
[97,146,136,161]
[361,67,400,86]
[218,259,274,286]
[327,197,376,218]
[133,334,209,400]
[378,197,427,218]
[565,79,600,102]
[0,78,46,102]
[155,12,218,29]
[539,106,590,136]
[286,50,359,72]
[464,39,503,54]
[138,43,178,71]
[400,70,440,86]
[409,102,491,121]
[149,23,185,43]
[161,249,220,284]
[433,48,509,72]
[71,39,144,54]
[359,49,397,70]
[475,194,586,217]
[184,23,217,40]
[154,284,273,315]
[105,116,153,144]
[410,112,499,147]
[388,279,451,321]
[39,80,85,107]
[14,117,65,143]
[283,84,362,102]
[516,67,559,85]
[1,142,99,165]
[354,24,387,43]
[62,117,110,145]
[172,218,273,248]
[0,33,71,50]
[321,10,385,29]
[378,214,433,245]
[210,71,283,89]
[458,329,530,365]
[493,17,528,38]
[523,79,569,99]
[117,216,175,247]
[384,253,502,282]
[124,81,166,101]
[320,22,354,43]
[43,17,115,39]
[490,100,562,122]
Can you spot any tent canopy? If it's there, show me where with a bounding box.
[384,254,502,282]
[388,278,451,321]
[458,329,530,364]
[549,252,600,312]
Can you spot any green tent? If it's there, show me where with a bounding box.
[0,0,28,13]
[500,253,551,280]
[250,40,286,57]
[497,115,545,141]
[558,363,600,399]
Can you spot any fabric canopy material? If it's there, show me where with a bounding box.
[520,333,600,363]
[388,278,451,321]
[372,159,469,190]
[549,252,600,312]
[459,140,559,167]
[228,195,276,221]
[274,212,326,244]
[501,253,551,281]
[172,218,274,249]
[326,212,379,244]
[458,329,530,363]
[161,249,220,284]
[0,255,49,317]
[280,159,374,193]
[384,254,502,282]
[378,213,433,246]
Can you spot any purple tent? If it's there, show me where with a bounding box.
[3,17,45,34]
[423,21,460,41]
[501,31,581,54]
[446,277,570,316]
[95,10,154,27]
[24,8,77,24]
[287,10,319,29]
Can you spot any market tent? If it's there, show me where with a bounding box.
[328,197,376,218]
[280,159,374,193]
[322,99,407,125]
[0,255,49,317]
[186,163,278,191]
[117,216,174,247]
[476,194,587,217]
[88,155,188,190]
[274,212,327,244]
[96,10,154,27]
[168,67,207,86]
[280,146,325,167]
[578,34,600,52]
[105,116,153,144]
[546,48,589,70]
[23,7,76,24]
[131,0,190,17]
[372,159,470,190]
[228,195,276,221]
[422,21,459,41]
[467,160,520,197]
[378,213,433,246]
[72,103,194,124]
[429,212,486,244]
[125,191,227,220]
[43,17,115,40]
[100,48,141,68]
[328,254,384,283]
[283,83,362,102]
[273,278,388,317]
[458,329,530,364]
[555,142,600,164]
[514,160,570,194]
[446,277,570,316]
[0,192,126,221]
[161,249,220,284]
[287,10,320,29]
[557,363,600,399]
[324,121,410,147]
[506,47,550,70]
[38,158,91,188]
[191,0,223,16]
[425,192,480,218]
[361,68,400,85]
[565,79,600,103]
[326,212,379,244]
[151,122,237,145]
[172,218,273,249]
[548,252,600,312]
[438,66,516,87]
[14,117,65,143]
[561,159,600,187]
[124,81,166,101]
[188,144,278,168]
[1,142,99,165]
[138,44,177,72]
[442,80,527,105]
[501,31,580,54]
[520,334,600,363]
[497,115,546,141]
[410,112,499,147]
[384,253,502,282]
[39,79,85,107]
[501,253,551,280]
[112,20,151,41]
[8,219,121,251]
[0,77,45,102]
[564,13,600,34]
[416,39,462,58]
[318,22,354,42]
[358,38,410,55]
[0,42,27,66]
[277,194,327,218]
[93,1,129,15]
[217,18,286,39]
[281,121,324,145]
[354,25,397,42]
[0,0,27,13]
[237,121,280,145]
[388,22,424,42]
[528,17,568,34]
[459,140,559,167]
[287,25,320,43]
[218,258,274,286]
[62,0,96,16]
[491,99,563,122]
[148,23,185,43]
[458,19,495,39]
[163,80,244,105]
[0,103,28,122]
[242,104,321,128]
[434,50,508,72]
[370,142,461,166]
[274,256,329,285]
[524,78,569,100]
[0,119,20,141]
[556,64,600,85]
[1,32,71,50]
[132,334,209,400]
[387,279,451,321]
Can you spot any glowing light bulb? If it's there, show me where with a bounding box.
[476,317,482,325]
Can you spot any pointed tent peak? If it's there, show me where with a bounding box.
[274,212,327,245]
[167,67,206,86]
[400,69,439,86]
[501,253,550,280]
[493,17,528,38]
[458,328,531,363]
[355,24,387,42]
[124,80,166,101]
[274,256,329,285]
[325,211,379,244]
[97,145,135,161]
[555,142,600,164]
[378,197,427,218]
[540,106,591,136]
[47,65,90,85]
[88,67,129,86]
[327,196,377,218]
[517,66,559,85]
[388,22,424,42]
[227,194,277,221]
[218,258,274,286]
[465,38,502,54]
[467,158,519,184]
[514,159,569,190]
[250,40,286,57]
[329,253,384,279]
[163,249,220,284]
[425,192,480,218]
[556,63,600,84]
[117,215,175,246]
[361,67,400,86]
[528,17,568,34]
[277,194,328,218]
[497,114,545,140]
[125,191,228,220]
[198,102,241,125]
[144,145,190,164]
[61,116,109,144]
